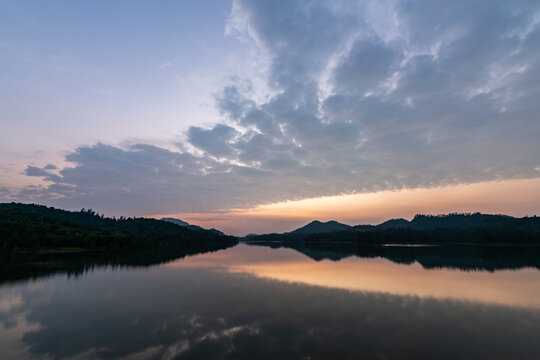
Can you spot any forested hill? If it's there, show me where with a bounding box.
[290,220,351,234]
[161,217,225,235]
[356,213,539,230]
[245,213,540,244]
[0,203,237,253]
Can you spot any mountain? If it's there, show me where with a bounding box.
[353,213,524,231]
[161,217,224,235]
[240,233,259,241]
[289,220,351,234]
[161,217,190,227]
[306,213,540,244]
[408,213,516,229]
[376,218,410,229]
[244,213,540,244]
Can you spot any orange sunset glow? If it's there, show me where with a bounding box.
[156,177,540,235]
[169,244,540,308]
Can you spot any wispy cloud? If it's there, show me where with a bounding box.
[160,62,173,70]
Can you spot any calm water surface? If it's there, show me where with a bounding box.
[1,243,540,359]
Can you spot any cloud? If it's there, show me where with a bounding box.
[160,62,172,70]
[24,165,62,182]
[187,124,239,158]
[24,166,52,177]
[16,0,540,215]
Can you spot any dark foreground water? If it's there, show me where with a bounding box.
[1,243,540,359]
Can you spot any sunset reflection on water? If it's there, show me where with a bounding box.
[169,243,540,308]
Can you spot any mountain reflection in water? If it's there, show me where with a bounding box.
[1,244,539,359]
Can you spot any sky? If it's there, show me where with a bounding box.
[1,0,540,235]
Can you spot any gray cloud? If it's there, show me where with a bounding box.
[17,0,540,215]
[187,124,239,158]
[24,166,51,177]
[24,165,62,183]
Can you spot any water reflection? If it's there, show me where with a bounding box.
[248,240,540,270]
[0,243,233,286]
[179,244,540,308]
[0,244,539,359]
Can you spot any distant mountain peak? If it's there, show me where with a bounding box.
[160,217,224,235]
[161,217,189,227]
[377,218,410,229]
[290,220,351,234]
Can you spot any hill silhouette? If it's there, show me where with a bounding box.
[245,212,540,244]
[161,217,225,235]
[357,213,522,230]
[289,220,351,234]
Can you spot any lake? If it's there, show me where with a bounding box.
[1,243,540,359]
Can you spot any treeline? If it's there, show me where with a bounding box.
[308,213,540,244]
[357,212,540,231]
[246,213,540,245]
[0,203,237,254]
